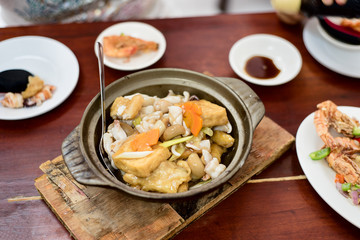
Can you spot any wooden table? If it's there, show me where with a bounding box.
[1,13,359,239]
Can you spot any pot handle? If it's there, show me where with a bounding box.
[217,77,265,130]
[62,126,111,187]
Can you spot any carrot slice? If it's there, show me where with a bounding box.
[182,102,203,137]
[335,173,345,184]
[182,101,202,115]
[130,128,160,151]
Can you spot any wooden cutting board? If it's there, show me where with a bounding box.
[34,116,294,240]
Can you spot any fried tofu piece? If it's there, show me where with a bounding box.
[110,94,144,120]
[177,182,189,193]
[192,100,228,127]
[113,145,171,178]
[123,160,191,193]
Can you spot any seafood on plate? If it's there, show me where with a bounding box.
[1,75,56,108]
[103,90,235,193]
[103,34,158,59]
[340,18,360,32]
[312,100,360,204]
[23,85,56,107]
[1,92,24,108]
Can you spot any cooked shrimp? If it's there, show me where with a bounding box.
[24,85,56,107]
[1,92,23,108]
[314,100,360,186]
[314,100,360,148]
[326,150,360,185]
[315,100,359,138]
[103,35,158,58]
[314,105,332,146]
[333,137,360,154]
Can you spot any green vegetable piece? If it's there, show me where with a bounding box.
[133,117,141,126]
[201,127,213,137]
[168,144,185,162]
[342,182,351,192]
[309,147,331,160]
[353,126,360,137]
[168,154,179,162]
[159,136,193,148]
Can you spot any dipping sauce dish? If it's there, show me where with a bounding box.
[229,34,302,86]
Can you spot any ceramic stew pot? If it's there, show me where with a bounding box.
[62,68,265,199]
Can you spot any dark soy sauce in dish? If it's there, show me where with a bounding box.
[245,56,280,79]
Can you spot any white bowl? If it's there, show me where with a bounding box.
[229,34,302,86]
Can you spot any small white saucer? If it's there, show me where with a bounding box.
[229,34,302,86]
[303,18,360,78]
[95,21,166,71]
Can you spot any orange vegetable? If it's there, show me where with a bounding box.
[130,128,160,151]
[335,173,345,184]
[182,101,203,137]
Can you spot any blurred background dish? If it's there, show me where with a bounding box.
[303,17,360,78]
[94,21,166,71]
[229,34,302,86]
[0,0,156,25]
[318,17,360,47]
[0,0,274,28]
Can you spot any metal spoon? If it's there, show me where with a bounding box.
[96,42,117,178]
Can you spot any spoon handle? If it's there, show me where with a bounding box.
[97,42,118,179]
[97,42,106,135]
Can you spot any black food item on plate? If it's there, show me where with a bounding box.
[0,69,33,93]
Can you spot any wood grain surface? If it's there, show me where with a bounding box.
[1,13,360,239]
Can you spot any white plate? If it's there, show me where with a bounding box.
[303,18,360,78]
[0,36,79,120]
[94,21,166,71]
[296,106,360,229]
[229,34,302,86]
